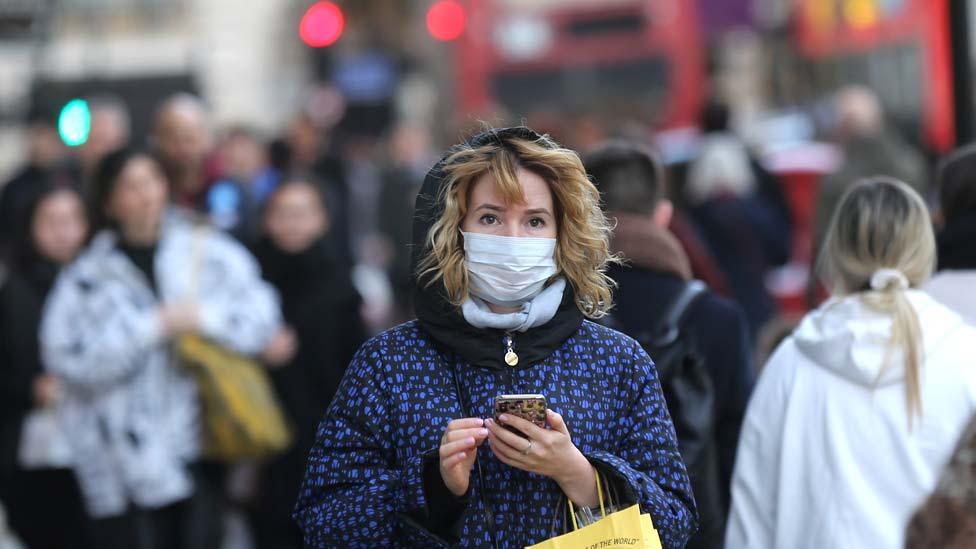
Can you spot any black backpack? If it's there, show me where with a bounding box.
[611,280,725,549]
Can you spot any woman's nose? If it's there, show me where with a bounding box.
[501,225,527,238]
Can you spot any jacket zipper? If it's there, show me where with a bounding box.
[503,332,518,367]
[503,331,517,392]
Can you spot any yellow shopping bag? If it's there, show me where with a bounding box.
[527,472,663,549]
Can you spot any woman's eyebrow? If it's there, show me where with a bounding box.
[474,203,505,212]
[524,208,553,217]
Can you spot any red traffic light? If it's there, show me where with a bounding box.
[300,2,344,48]
[427,0,465,42]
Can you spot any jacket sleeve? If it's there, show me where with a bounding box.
[293,339,461,548]
[40,269,165,390]
[196,232,280,355]
[0,283,37,415]
[724,338,794,549]
[583,339,698,549]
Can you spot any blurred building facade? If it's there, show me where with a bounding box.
[0,0,320,179]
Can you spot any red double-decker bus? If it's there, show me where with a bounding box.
[792,0,954,151]
[453,0,706,131]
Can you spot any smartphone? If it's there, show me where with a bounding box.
[494,394,547,437]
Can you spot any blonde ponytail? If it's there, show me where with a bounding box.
[862,285,924,424]
[820,177,936,426]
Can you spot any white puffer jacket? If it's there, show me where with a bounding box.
[40,212,280,518]
[726,291,976,549]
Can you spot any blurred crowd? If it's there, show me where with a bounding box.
[0,79,974,549]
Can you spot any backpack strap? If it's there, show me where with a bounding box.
[652,280,708,347]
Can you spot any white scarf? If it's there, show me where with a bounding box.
[461,278,566,333]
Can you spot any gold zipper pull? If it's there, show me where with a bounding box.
[504,334,519,366]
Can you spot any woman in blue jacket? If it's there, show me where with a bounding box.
[294,127,697,548]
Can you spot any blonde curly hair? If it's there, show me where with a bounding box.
[417,132,618,318]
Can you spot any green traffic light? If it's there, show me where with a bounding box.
[58,98,91,147]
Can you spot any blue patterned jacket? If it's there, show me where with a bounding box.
[294,319,696,548]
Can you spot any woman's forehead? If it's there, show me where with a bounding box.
[468,168,552,208]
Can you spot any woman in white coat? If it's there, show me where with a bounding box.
[40,148,281,549]
[725,177,976,549]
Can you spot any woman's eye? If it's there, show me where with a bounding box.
[529,217,546,228]
[480,214,498,225]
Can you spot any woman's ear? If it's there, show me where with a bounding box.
[652,199,674,229]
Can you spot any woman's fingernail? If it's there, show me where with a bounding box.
[466,437,475,445]
[479,428,489,436]
[499,414,509,422]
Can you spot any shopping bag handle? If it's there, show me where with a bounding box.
[568,467,606,531]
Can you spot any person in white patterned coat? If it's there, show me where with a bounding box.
[40,148,281,549]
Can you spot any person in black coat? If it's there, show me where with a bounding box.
[684,102,792,337]
[250,176,366,549]
[585,140,756,549]
[0,183,92,549]
[0,104,76,263]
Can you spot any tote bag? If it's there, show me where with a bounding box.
[175,226,291,462]
[527,470,663,549]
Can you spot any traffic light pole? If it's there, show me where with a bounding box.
[950,0,974,145]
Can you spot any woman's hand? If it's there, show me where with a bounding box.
[439,418,490,497]
[262,326,298,367]
[159,301,200,337]
[486,409,598,507]
[32,374,61,408]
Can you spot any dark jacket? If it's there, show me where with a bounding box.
[294,127,697,548]
[0,260,58,477]
[252,236,365,548]
[690,196,784,337]
[606,215,755,515]
[253,236,365,455]
[938,212,976,271]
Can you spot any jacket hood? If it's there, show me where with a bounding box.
[410,127,584,371]
[793,290,965,386]
[609,212,692,280]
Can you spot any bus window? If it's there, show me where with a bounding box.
[454,0,704,131]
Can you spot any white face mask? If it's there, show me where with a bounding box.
[462,231,558,307]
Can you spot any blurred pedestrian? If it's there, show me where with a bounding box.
[924,144,976,324]
[0,102,73,262]
[726,178,976,549]
[152,93,216,209]
[294,127,697,548]
[279,112,353,266]
[206,126,278,243]
[340,134,395,332]
[585,140,754,549]
[685,101,791,337]
[813,86,927,249]
[39,148,281,549]
[378,122,439,321]
[249,177,366,549]
[76,95,131,186]
[0,184,91,549]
